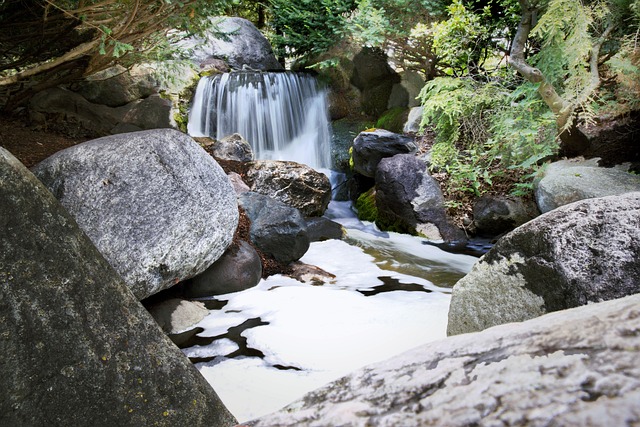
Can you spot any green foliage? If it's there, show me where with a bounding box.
[431,0,488,75]
[419,75,559,196]
[267,0,357,60]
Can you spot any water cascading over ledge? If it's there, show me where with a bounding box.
[187,72,332,170]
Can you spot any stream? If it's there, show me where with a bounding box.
[183,71,479,422]
[181,202,477,422]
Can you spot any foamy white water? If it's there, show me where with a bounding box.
[183,205,477,422]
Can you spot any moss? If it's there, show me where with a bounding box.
[355,187,378,222]
[375,107,409,133]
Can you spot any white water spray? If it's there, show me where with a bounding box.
[187,72,332,169]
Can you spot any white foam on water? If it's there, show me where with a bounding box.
[184,234,476,422]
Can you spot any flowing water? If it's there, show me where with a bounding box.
[185,72,478,422]
[188,71,332,169]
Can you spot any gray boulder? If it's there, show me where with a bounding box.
[213,133,254,162]
[185,240,262,298]
[29,87,172,137]
[402,106,424,134]
[32,129,239,300]
[29,87,121,136]
[238,192,309,263]
[248,293,640,426]
[115,94,173,131]
[448,192,640,336]
[375,154,464,241]
[146,298,210,346]
[473,194,540,236]
[535,158,640,213]
[352,129,417,178]
[0,147,236,427]
[387,70,425,109]
[71,64,159,108]
[245,160,331,217]
[182,17,283,71]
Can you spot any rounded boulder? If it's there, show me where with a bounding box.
[32,129,239,300]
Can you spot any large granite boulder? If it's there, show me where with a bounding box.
[535,158,640,213]
[0,147,236,426]
[473,194,540,236]
[248,293,640,426]
[375,154,464,242]
[351,129,417,178]
[448,192,640,336]
[245,160,331,217]
[238,192,310,263]
[181,17,283,71]
[185,240,263,298]
[32,129,239,300]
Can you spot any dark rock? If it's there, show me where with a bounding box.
[71,64,159,108]
[448,192,640,335]
[185,241,262,298]
[375,154,464,242]
[248,293,640,426]
[29,87,120,136]
[0,147,236,427]
[305,217,345,242]
[28,87,173,137]
[473,194,540,236]
[352,129,417,178]
[245,160,331,217]
[580,110,640,168]
[32,129,239,300]
[351,47,400,117]
[387,71,424,109]
[117,94,173,131]
[238,192,310,263]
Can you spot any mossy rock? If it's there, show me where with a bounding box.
[375,107,409,134]
[355,187,378,222]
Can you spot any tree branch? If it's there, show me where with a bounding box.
[508,0,570,128]
[0,39,99,86]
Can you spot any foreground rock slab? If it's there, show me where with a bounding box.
[32,129,239,300]
[0,148,236,427]
[448,192,640,335]
[248,293,640,426]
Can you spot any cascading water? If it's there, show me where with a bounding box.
[188,71,332,169]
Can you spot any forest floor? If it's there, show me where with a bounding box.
[0,114,87,167]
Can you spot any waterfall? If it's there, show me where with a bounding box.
[188,72,332,170]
